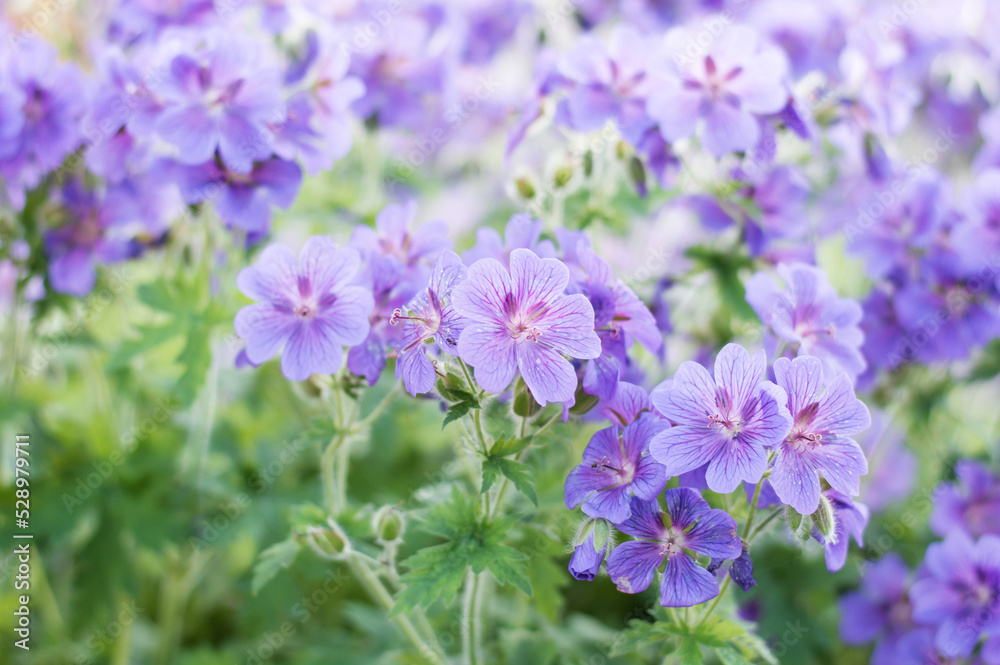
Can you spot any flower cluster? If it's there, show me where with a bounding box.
[566,342,871,606]
[840,460,1000,663]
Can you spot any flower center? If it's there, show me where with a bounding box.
[508,319,541,342]
[294,304,314,319]
[708,413,744,439]
[658,527,686,559]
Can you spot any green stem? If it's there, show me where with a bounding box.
[321,434,344,514]
[693,478,766,629]
[748,507,783,541]
[472,408,489,454]
[462,570,484,665]
[743,478,765,540]
[353,383,402,432]
[347,556,448,665]
[457,358,480,395]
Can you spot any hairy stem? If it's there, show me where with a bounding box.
[348,556,448,665]
[462,569,484,665]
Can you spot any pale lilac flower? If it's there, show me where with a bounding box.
[769,356,870,515]
[235,237,374,381]
[910,531,1000,659]
[565,413,668,522]
[453,249,601,406]
[745,263,866,383]
[392,250,468,397]
[462,213,556,268]
[156,32,285,174]
[646,24,789,156]
[649,344,792,494]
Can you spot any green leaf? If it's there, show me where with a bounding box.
[443,400,473,428]
[677,638,703,665]
[610,620,666,657]
[252,538,300,595]
[715,646,753,665]
[107,322,184,370]
[492,458,537,505]
[441,389,480,429]
[489,435,530,457]
[394,489,531,613]
[691,615,745,647]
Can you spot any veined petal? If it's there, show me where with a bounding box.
[516,341,578,406]
[510,248,570,310]
[705,437,768,493]
[607,540,664,594]
[280,319,346,381]
[769,441,822,515]
[457,325,518,394]
[685,509,741,559]
[235,303,297,365]
[649,426,729,478]
[651,361,717,424]
[453,257,512,323]
[660,554,719,607]
[539,293,601,358]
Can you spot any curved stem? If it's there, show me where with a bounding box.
[748,507,783,541]
[348,555,448,665]
[320,434,344,514]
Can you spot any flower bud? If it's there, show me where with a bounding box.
[553,166,573,189]
[569,518,613,581]
[304,521,350,560]
[785,505,811,540]
[513,379,540,417]
[812,495,838,543]
[373,505,406,546]
[515,177,536,200]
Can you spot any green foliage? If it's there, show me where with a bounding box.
[108,267,232,406]
[479,436,537,505]
[393,488,531,613]
[252,537,301,595]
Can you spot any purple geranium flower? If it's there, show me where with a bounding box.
[44,181,143,297]
[649,344,792,494]
[813,490,869,573]
[351,200,452,273]
[452,248,601,406]
[347,254,415,386]
[646,24,789,156]
[839,553,914,665]
[462,213,557,268]
[0,35,86,209]
[156,32,285,174]
[392,250,468,397]
[173,157,302,239]
[930,460,1000,540]
[910,531,1000,659]
[569,242,662,401]
[745,263,866,383]
[606,491,742,607]
[769,356,870,515]
[565,412,668,522]
[599,381,652,427]
[235,237,374,381]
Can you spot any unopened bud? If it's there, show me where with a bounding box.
[513,379,540,417]
[515,177,536,200]
[812,495,838,543]
[785,505,805,539]
[305,521,350,560]
[373,505,406,545]
[553,166,573,189]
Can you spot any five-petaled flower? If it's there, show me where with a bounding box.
[606,490,742,607]
[769,355,870,515]
[453,248,601,406]
[648,343,792,494]
[235,236,374,381]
